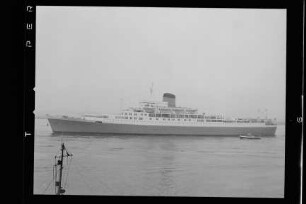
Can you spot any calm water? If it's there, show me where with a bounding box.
[33,118,285,197]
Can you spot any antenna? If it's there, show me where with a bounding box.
[120,98,123,111]
[256,109,260,119]
[265,108,268,119]
[150,83,154,98]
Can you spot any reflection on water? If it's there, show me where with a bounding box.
[34,119,285,197]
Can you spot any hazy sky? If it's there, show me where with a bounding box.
[36,7,286,120]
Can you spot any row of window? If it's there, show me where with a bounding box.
[114,116,265,123]
[113,116,205,122]
[124,112,149,117]
[148,114,204,119]
[123,112,206,119]
[206,119,223,122]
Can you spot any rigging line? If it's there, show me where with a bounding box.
[53,157,56,193]
[63,156,73,189]
[72,164,116,194]
[64,157,73,189]
[71,166,98,193]
[94,176,117,194]
[65,146,71,159]
[70,163,116,194]
[53,164,55,194]
[54,159,58,194]
[41,177,54,194]
[54,164,57,194]
[53,163,55,184]
[42,165,56,194]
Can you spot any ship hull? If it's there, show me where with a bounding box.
[47,117,277,136]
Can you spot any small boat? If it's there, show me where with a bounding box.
[240,133,261,139]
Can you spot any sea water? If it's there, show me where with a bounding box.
[33,118,285,197]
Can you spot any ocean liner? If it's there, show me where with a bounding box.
[47,93,277,136]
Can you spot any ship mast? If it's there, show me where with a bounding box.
[54,142,72,195]
[150,83,154,99]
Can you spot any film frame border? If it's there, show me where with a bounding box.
[22,0,303,203]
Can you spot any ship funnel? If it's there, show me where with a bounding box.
[163,93,176,107]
